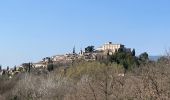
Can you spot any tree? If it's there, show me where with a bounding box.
[110,49,139,71]
[73,46,76,54]
[118,48,124,52]
[47,63,54,72]
[7,66,9,71]
[132,49,136,56]
[139,52,149,64]
[22,63,32,73]
[14,66,17,71]
[85,46,95,53]
[0,65,1,71]
[46,57,52,64]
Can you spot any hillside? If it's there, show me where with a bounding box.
[0,58,170,100]
[0,42,169,100]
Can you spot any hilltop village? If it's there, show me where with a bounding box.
[33,42,131,68]
[0,42,132,77]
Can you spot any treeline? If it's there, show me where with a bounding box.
[108,48,149,71]
[93,48,149,72]
[1,47,170,100]
[0,54,170,100]
[85,45,149,71]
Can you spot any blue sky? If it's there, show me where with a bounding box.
[0,0,170,67]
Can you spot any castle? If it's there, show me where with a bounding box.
[96,42,131,54]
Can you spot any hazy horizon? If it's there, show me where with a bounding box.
[0,0,170,67]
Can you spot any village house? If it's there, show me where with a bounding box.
[52,53,80,62]
[33,61,47,68]
[52,55,66,62]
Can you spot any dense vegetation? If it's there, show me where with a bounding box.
[0,51,170,100]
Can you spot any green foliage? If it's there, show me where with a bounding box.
[14,66,16,71]
[132,49,136,56]
[109,49,150,71]
[85,46,95,53]
[22,63,32,73]
[65,61,123,79]
[138,52,149,64]
[73,46,76,54]
[17,67,24,72]
[110,49,139,71]
[118,48,124,52]
[47,61,63,72]
[47,63,54,72]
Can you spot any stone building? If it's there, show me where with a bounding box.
[96,42,131,54]
[33,61,47,68]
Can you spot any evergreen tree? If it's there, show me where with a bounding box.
[0,65,1,71]
[47,63,54,72]
[22,63,31,72]
[28,63,31,73]
[118,48,124,52]
[111,49,138,71]
[85,46,95,53]
[14,66,17,71]
[132,49,136,56]
[7,66,9,71]
[73,46,76,54]
[139,52,149,64]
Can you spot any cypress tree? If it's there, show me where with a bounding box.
[132,49,136,56]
